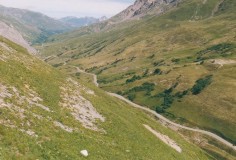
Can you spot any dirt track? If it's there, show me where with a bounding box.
[76,67,236,151]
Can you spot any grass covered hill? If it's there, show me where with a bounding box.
[39,0,236,146]
[0,36,215,159]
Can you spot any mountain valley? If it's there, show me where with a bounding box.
[0,0,236,159]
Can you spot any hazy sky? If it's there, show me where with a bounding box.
[0,0,134,18]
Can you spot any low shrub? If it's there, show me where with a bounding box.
[191,75,213,95]
[163,95,174,108]
[142,69,149,77]
[52,63,63,68]
[127,93,136,101]
[148,54,155,59]
[126,75,142,83]
[171,58,180,63]
[153,60,165,66]
[124,82,155,101]
[75,72,80,77]
[175,90,189,98]
[197,43,234,56]
[156,106,165,113]
[130,82,155,93]
[153,68,162,75]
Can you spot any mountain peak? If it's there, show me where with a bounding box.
[112,0,180,22]
[99,16,108,22]
[60,16,99,28]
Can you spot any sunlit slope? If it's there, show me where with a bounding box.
[39,0,236,145]
[0,37,214,159]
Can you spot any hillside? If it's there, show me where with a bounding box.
[0,21,36,54]
[39,0,236,152]
[0,5,72,44]
[51,0,182,37]
[0,36,217,159]
[111,0,181,22]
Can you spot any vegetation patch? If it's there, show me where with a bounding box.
[153,60,165,66]
[124,82,155,101]
[111,59,124,65]
[194,43,235,62]
[52,63,64,68]
[126,75,142,83]
[191,75,213,95]
[153,68,162,75]
[197,43,234,56]
[142,69,149,77]
[154,83,182,113]
[171,58,180,63]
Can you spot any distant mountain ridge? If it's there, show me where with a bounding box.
[62,0,182,34]
[0,5,72,44]
[60,16,107,28]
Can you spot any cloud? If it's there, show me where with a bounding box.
[0,0,134,18]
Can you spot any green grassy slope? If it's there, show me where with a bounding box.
[0,37,215,159]
[39,0,236,147]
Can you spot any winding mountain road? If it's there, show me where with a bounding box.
[76,67,236,151]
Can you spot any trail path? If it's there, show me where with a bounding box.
[143,124,182,153]
[76,67,236,151]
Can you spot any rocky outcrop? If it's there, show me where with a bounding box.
[112,0,181,22]
[60,78,105,131]
[56,0,181,34]
[0,21,36,54]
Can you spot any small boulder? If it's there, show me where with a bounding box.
[80,150,88,157]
